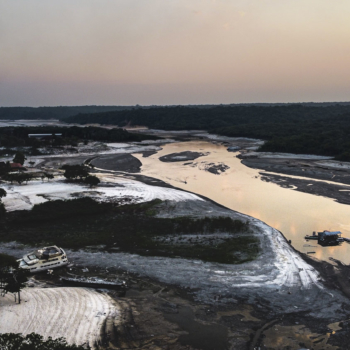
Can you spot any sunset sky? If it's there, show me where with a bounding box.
[1,0,350,106]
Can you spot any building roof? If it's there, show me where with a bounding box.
[10,162,23,168]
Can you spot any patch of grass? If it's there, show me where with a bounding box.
[1,198,258,264]
[153,237,259,264]
[17,197,111,222]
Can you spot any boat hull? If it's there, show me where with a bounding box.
[18,246,69,273]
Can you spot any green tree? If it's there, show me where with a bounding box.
[3,173,33,185]
[13,152,26,165]
[0,202,5,216]
[7,269,28,304]
[0,254,17,298]
[0,162,11,177]
[41,172,54,182]
[0,333,88,349]
[62,165,89,181]
[0,188,6,199]
[84,175,100,187]
[0,188,7,216]
[0,254,28,304]
[0,253,17,270]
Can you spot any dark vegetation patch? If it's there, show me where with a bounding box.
[90,154,142,173]
[205,163,230,175]
[0,198,257,264]
[0,125,159,149]
[64,104,350,160]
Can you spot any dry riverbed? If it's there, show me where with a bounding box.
[2,133,350,349]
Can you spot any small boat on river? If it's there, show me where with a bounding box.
[305,231,343,246]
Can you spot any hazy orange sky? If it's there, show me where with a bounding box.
[1,0,350,106]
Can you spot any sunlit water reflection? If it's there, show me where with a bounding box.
[134,141,350,264]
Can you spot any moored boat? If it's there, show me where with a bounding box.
[305,231,343,246]
[18,246,69,273]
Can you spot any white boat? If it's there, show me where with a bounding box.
[18,246,69,273]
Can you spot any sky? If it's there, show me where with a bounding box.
[1,0,350,106]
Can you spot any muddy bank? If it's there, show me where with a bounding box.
[90,153,142,173]
[182,160,230,175]
[260,173,350,205]
[204,162,230,175]
[5,254,350,350]
[93,267,350,350]
[138,150,158,157]
[241,157,350,185]
[159,151,208,162]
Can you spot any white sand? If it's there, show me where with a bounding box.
[2,176,203,212]
[0,287,119,348]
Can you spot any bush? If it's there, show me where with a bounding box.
[62,165,89,181]
[0,333,88,349]
[0,188,6,199]
[23,197,110,222]
[2,173,33,185]
[13,151,26,165]
[0,202,5,217]
[84,175,100,187]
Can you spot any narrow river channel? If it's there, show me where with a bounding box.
[134,141,350,264]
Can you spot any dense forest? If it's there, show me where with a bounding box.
[0,104,215,120]
[64,104,350,160]
[2,103,349,121]
[3,103,350,159]
[0,126,158,149]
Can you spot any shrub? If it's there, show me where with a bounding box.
[84,175,100,187]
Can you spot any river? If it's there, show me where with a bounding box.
[134,140,350,264]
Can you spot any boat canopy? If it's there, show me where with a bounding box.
[23,246,62,261]
[322,231,341,236]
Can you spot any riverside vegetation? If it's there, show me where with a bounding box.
[64,104,350,160]
[0,125,159,151]
[0,198,258,264]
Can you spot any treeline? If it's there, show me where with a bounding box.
[2,102,350,121]
[0,105,133,120]
[213,114,350,159]
[64,104,350,160]
[0,125,158,148]
[64,104,350,129]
